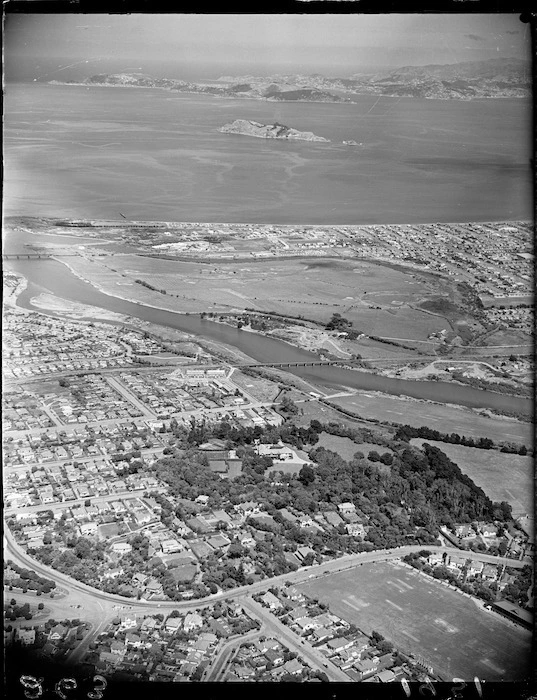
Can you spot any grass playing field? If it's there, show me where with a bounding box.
[296,560,532,681]
[409,439,533,518]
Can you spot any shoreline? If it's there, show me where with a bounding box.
[5,214,532,230]
[46,80,529,102]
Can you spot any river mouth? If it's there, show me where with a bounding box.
[6,256,533,419]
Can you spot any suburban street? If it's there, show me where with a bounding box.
[4,521,531,669]
[241,597,351,682]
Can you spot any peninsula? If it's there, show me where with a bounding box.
[218,119,329,142]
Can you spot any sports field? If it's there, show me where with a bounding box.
[410,439,533,517]
[296,560,532,681]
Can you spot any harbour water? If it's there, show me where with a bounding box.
[4,83,532,224]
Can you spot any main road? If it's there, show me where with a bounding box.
[5,523,531,662]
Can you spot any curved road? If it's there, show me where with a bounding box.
[4,526,531,665]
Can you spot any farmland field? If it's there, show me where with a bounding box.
[296,560,532,681]
[409,439,533,517]
[329,392,533,444]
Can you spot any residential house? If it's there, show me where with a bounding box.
[298,514,313,528]
[110,542,132,556]
[427,552,444,567]
[467,560,484,577]
[102,567,122,580]
[346,523,366,537]
[337,502,356,515]
[226,601,244,617]
[183,612,203,632]
[295,545,315,562]
[447,555,468,573]
[327,637,354,653]
[16,628,36,646]
[281,658,304,676]
[477,522,498,538]
[260,591,283,611]
[165,617,183,633]
[235,501,260,518]
[161,538,183,555]
[99,651,122,667]
[110,640,126,656]
[145,578,164,598]
[132,573,148,588]
[455,524,475,538]
[239,533,255,548]
[311,627,333,644]
[294,616,319,634]
[353,658,379,680]
[125,632,143,649]
[79,521,98,536]
[120,613,140,629]
[49,624,68,641]
[265,648,284,666]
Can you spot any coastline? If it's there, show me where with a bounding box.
[46,80,529,102]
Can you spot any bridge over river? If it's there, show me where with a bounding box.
[202,360,343,370]
[3,253,81,260]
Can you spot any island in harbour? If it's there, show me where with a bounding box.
[218,119,330,142]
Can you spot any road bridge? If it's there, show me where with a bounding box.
[3,253,81,260]
[228,360,342,369]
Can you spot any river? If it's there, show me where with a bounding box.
[7,257,532,417]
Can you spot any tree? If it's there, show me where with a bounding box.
[191,666,204,682]
[298,464,315,486]
[280,395,298,415]
[38,603,44,611]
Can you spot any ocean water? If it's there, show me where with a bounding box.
[4,83,532,224]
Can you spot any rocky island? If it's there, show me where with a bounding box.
[218,119,329,142]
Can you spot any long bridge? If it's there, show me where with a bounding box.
[230,360,343,369]
[3,253,81,260]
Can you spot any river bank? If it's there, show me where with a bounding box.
[6,256,533,419]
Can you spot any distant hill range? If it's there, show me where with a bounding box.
[349,57,531,99]
[54,59,530,101]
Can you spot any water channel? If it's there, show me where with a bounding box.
[7,257,532,417]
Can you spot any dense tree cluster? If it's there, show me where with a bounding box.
[325,313,361,339]
[394,424,528,455]
[502,565,533,607]
[29,537,108,586]
[4,561,56,594]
